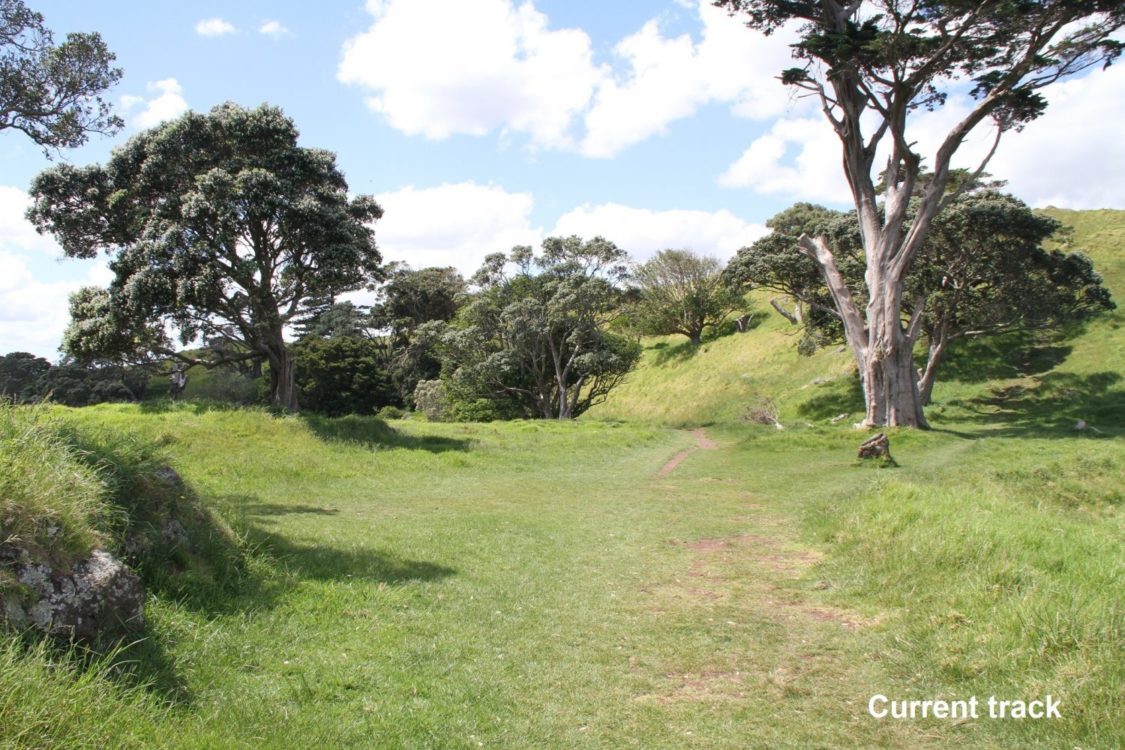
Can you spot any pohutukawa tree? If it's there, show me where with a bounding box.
[1,0,123,151]
[631,249,748,345]
[716,0,1124,427]
[28,103,383,410]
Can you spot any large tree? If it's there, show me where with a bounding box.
[716,0,1124,426]
[1,0,122,151]
[27,103,383,410]
[438,236,641,420]
[631,249,748,345]
[728,191,1114,404]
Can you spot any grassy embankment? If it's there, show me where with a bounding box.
[1,210,1121,748]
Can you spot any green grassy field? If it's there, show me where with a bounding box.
[1,210,1122,748]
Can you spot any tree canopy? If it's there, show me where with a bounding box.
[716,0,1124,427]
[1,0,122,151]
[631,249,748,345]
[27,103,383,410]
[437,236,641,420]
[729,191,1114,404]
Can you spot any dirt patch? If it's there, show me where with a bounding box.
[657,448,695,478]
[656,428,718,477]
[692,428,718,450]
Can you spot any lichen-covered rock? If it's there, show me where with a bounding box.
[7,549,144,641]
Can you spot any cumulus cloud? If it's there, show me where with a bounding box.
[195,18,236,37]
[979,63,1125,209]
[719,117,851,205]
[580,2,799,157]
[0,251,112,359]
[0,186,58,255]
[551,203,767,261]
[338,0,800,157]
[338,0,603,149]
[719,61,1125,210]
[373,182,542,274]
[259,20,291,38]
[132,79,189,129]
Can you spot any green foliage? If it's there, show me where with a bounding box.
[292,336,396,417]
[412,378,450,422]
[0,353,148,407]
[0,0,123,152]
[728,192,1114,396]
[630,249,747,344]
[27,103,383,410]
[438,237,641,420]
[187,365,262,406]
[0,352,51,403]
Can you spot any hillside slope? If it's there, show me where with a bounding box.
[588,208,1124,431]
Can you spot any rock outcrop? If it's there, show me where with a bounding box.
[3,549,144,642]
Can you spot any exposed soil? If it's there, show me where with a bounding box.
[656,428,718,477]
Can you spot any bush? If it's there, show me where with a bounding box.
[376,405,405,420]
[189,366,261,405]
[413,379,449,422]
[293,337,396,416]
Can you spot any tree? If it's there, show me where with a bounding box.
[372,265,466,403]
[0,351,50,402]
[291,336,396,417]
[717,0,1124,426]
[1,0,122,151]
[723,203,860,347]
[631,249,748,345]
[729,191,1114,404]
[908,191,1113,403]
[438,236,641,420]
[27,103,383,410]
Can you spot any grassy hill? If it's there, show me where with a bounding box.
[588,208,1124,433]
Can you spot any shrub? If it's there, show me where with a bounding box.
[413,379,449,422]
[292,337,396,416]
[376,405,405,420]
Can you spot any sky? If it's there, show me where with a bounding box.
[2,0,1122,359]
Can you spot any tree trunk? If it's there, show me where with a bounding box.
[265,336,298,411]
[917,324,948,406]
[799,233,928,428]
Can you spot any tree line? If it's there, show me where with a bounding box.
[5,0,1121,425]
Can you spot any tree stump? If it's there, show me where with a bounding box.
[857,433,894,464]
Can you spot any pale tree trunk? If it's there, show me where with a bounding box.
[917,323,949,406]
[798,234,929,428]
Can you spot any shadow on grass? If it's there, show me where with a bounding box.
[936,332,1073,384]
[797,375,864,421]
[947,371,1123,437]
[136,399,244,415]
[244,525,457,585]
[240,502,340,516]
[650,339,701,366]
[301,413,470,452]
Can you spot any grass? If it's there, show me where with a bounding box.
[1,210,1121,748]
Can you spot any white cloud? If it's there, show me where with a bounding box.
[195,18,236,37]
[984,63,1125,209]
[338,0,603,149]
[374,182,542,274]
[719,61,1125,210]
[552,203,767,261]
[133,79,189,130]
[581,2,799,157]
[0,251,111,359]
[259,20,291,38]
[719,117,851,204]
[0,186,59,255]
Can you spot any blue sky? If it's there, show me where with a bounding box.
[2,0,1122,358]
